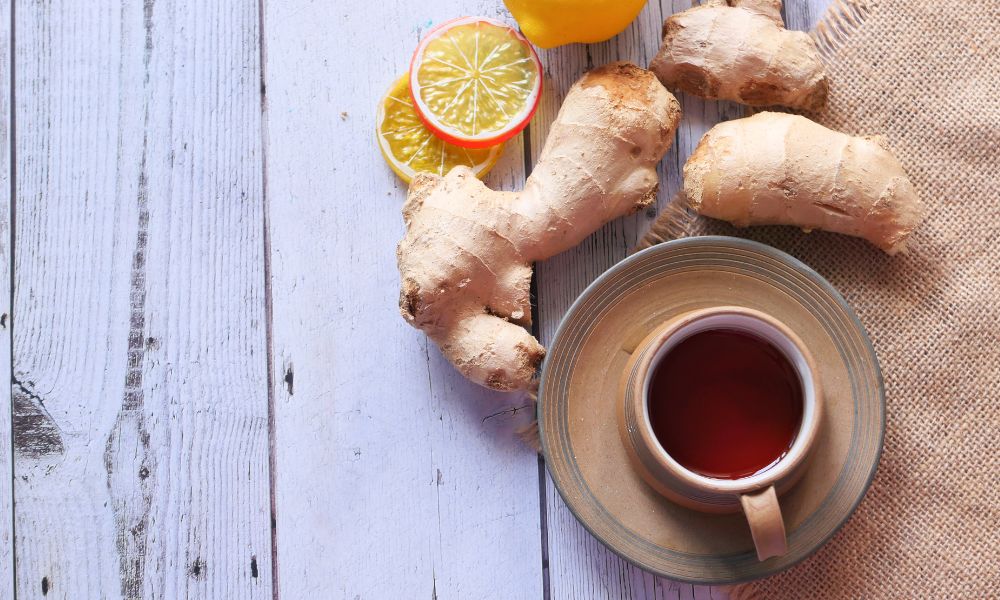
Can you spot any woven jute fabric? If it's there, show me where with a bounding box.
[641,0,1000,596]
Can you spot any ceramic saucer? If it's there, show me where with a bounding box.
[538,236,884,584]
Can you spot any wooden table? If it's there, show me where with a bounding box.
[0,1,829,598]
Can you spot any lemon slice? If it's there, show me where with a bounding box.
[377,74,504,184]
[409,16,542,148]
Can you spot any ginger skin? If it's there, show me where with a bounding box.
[684,112,926,253]
[397,63,681,391]
[650,0,827,110]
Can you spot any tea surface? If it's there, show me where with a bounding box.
[648,329,803,479]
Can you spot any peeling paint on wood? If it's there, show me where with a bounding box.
[283,363,293,396]
[102,5,156,597]
[12,380,65,458]
[188,557,206,580]
[103,155,154,600]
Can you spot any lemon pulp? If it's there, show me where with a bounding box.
[376,75,503,183]
[413,18,540,142]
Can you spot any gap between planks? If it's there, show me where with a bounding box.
[257,0,282,597]
[3,0,14,595]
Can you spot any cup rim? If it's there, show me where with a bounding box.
[635,306,823,495]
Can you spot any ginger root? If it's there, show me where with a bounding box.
[684,112,925,253]
[650,0,827,110]
[397,63,681,391]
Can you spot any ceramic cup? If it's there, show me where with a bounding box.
[618,306,822,561]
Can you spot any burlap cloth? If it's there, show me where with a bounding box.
[639,0,1000,596]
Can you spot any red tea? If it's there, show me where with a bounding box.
[647,328,803,480]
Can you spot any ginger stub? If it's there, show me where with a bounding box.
[684,112,926,254]
[397,63,681,391]
[650,0,827,110]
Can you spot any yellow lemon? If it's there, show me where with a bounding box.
[410,17,542,148]
[503,0,648,49]
[376,74,504,184]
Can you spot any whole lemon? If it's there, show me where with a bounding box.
[503,0,648,49]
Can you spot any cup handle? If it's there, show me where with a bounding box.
[739,486,788,561]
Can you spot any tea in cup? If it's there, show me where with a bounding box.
[619,306,822,560]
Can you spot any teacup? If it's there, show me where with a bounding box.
[618,306,822,561]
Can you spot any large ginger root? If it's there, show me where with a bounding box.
[397,63,681,391]
[649,0,827,110]
[684,112,926,253]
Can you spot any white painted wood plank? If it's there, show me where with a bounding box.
[530,0,776,597]
[783,0,831,31]
[262,1,542,598]
[0,0,13,597]
[13,1,271,598]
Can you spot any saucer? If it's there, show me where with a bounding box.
[538,236,884,585]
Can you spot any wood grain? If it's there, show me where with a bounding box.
[262,1,543,598]
[13,1,271,598]
[783,0,830,31]
[0,0,13,596]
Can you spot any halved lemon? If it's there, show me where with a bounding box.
[376,74,504,184]
[409,17,542,148]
